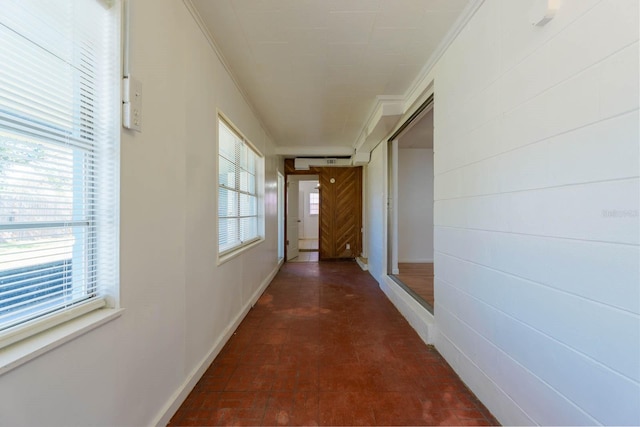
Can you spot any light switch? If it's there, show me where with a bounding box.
[123,76,142,132]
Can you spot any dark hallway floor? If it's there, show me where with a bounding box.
[169,262,498,426]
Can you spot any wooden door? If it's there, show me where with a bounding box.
[319,167,362,260]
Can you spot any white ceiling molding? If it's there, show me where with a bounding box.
[181,0,273,143]
[353,95,404,155]
[351,152,371,166]
[275,146,354,158]
[353,0,486,162]
[403,0,486,110]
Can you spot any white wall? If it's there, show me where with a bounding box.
[298,180,319,239]
[0,1,281,426]
[366,144,386,282]
[430,1,639,425]
[362,1,639,425]
[397,148,434,263]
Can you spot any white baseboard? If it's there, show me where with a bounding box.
[153,259,283,427]
[380,275,436,344]
[398,258,434,263]
[356,257,368,271]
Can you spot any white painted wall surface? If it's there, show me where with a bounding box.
[429,1,639,425]
[397,148,434,263]
[298,180,319,239]
[366,144,386,283]
[0,1,280,425]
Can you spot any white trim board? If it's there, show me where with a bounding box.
[403,0,485,109]
[355,0,485,155]
[380,275,436,345]
[398,258,434,264]
[152,259,283,426]
[356,257,368,271]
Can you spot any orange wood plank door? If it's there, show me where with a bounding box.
[319,167,362,260]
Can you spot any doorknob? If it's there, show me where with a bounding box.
[297,220,301,222]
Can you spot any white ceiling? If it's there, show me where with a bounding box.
[191,0,469,153]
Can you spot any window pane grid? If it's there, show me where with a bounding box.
[0,0,118,338]
[309,192,319,215]
[218,118,260,254]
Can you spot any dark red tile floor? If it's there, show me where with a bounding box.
[169,261,499,426]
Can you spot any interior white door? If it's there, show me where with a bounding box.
[286,178,299,260]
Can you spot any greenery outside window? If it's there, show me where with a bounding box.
[0,0,120,348]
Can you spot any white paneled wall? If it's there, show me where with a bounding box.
[432,0,639,425]
[367,144,386,282]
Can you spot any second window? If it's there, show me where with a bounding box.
[218,117,260,255]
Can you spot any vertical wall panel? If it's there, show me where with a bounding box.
[366,145,385,281]
[431,0,640,425]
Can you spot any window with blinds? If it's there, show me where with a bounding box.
[0,0,119,347]
[218,118,261,255]
[309,192,319,215]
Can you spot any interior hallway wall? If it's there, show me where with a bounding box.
[397,148,434,263]
[366,144,386,282]
[298,180,319,240]
[0,0,280,425]
[429,1,639,425]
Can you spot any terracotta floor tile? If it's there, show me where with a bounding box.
[262,391,320,426]
[216,391,269,410]
[225,365,279,391]
[318,362,385,392]
[371,392,428,426]
[169,262,499,426]
[238,343,282,365]
[318,391,376,426]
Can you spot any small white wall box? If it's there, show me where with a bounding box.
[123,76,142,132]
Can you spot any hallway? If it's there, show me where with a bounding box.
[169,262,498,426]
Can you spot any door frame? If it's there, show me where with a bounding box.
[285,174,319,261]
[286,176,300,261]
[385,93,435,312]
[283,165,321,261]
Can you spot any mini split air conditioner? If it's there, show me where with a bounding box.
[294,158,351,170]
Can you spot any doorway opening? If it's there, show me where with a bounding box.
[286,175,319,263]
[285,159,363,262]
[387,97,435,312]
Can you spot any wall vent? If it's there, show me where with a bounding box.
[294,158,351,170]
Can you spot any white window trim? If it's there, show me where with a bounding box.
[217,238,264,266]
[0,0,122,365]
[0,307,123,376]
[216,113,264,264]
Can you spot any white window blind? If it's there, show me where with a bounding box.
[0,0,119,345]
[218,118,260,254]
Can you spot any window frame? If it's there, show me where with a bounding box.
[217,114,264,263]
[309,192,320,216]
[0,0,122,358]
